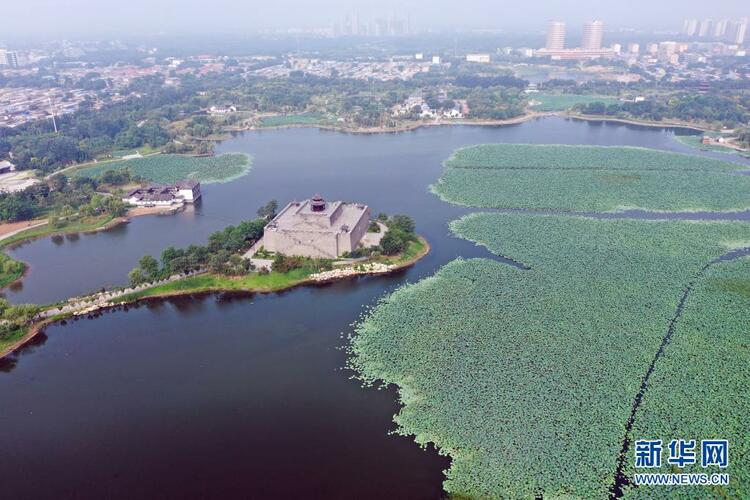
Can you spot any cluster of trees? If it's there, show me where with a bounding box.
[463,87,526,120]
[271,254,333,274]
[0,76,200,173]
[0,174,126,222]
[128,213,269,285]
[0,298,41,342]
[577,93,750,128]
[47,193,127,228]
[379,214,416,255]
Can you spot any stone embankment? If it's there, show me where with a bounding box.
[310,262,395,282]
[40,270,205,318]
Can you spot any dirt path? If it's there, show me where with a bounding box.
[0,220,48,241]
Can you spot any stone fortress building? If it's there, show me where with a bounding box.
[262,195,372,258]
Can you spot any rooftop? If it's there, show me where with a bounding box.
[267,197,369,234]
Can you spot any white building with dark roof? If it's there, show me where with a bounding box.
[123,181,201,207]
[262,195,371,258]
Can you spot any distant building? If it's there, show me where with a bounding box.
[726,19,748,44]
[263,195,371,259]
[683,19,698,37]
[414,53,423,60]
[546,20,566,50]
[582,21,604,50]
[698,19,713,37]
[627,43,640,54]
[0,50,19,68]
[466,53,491,63]
[0,160,16,174]
[123,181,201,207]
[431,55,441,65]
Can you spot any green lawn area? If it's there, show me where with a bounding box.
[529,93,618,111]
[0,326,30,357]
[111,268,316,303]
[259,113,330,127]
[71,153,252,184]
[0,215,115,250]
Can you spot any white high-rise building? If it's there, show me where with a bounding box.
[0,50,19,68]
[726,19,748,44]
[698,19,713,37]
[713,19,728,38]
[546,20,566,50]
[582,20,604,50]
[627,43,640,54]
[683,19,698,36]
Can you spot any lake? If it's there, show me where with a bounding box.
[1,118,747,499]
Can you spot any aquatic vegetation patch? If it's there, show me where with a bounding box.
[624,257,750,499]
[444,144,744,171]
[433,144,750,212]
[349,214,750,498]
[72,153,252,184]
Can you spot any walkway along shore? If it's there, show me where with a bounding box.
[0,236,430,359]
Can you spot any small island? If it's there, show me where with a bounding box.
[0,195,429,358]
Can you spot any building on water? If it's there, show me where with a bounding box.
[262,195,371,258]
[122,181,201,207]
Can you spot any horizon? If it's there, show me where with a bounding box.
[3,0,749,40]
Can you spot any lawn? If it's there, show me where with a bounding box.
[528,93,618,111]
[259,113,330,127]
[72,153,252,184]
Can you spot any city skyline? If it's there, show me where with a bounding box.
[1,0,749,38]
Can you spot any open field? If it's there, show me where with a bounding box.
[71,153,252,184]
[528,93,618,111]
[350,213,750,498]
[674,134,741,154]
[432,144,750,212]
[259,113,332,127]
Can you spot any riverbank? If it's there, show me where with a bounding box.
[237,110,717,136]
[0,236,430,359]
[0,206,184,292]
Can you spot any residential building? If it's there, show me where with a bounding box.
[582,21,604,50]
[546,20,566,50]
[466,53,491,63]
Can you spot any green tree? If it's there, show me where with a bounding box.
[128,268,146,286]
[138,255,159,278]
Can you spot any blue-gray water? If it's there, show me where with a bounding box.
[1,117,748,500]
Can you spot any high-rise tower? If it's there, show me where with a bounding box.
[581,21,604,50]
[546,21,566,50]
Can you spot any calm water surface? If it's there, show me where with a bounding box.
[1,118,748,499]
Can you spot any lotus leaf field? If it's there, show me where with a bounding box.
[72,153,252,184]
[432,144,750,212]
[625,257,750,499]
[350,143,750,498]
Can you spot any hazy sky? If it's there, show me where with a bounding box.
[4,0,749,37]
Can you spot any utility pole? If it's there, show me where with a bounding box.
[48,95,58,134]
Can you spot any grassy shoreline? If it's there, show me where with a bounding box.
[0,236,429,360]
